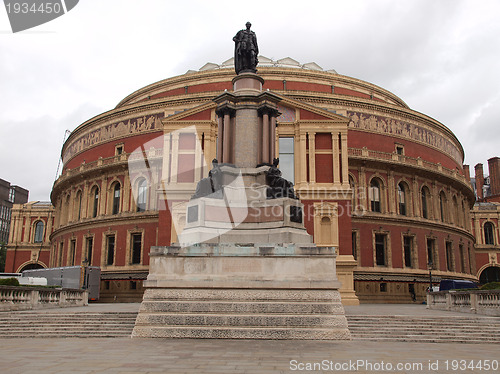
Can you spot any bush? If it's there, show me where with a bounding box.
[480,282,500,290]
[0,278,20,286]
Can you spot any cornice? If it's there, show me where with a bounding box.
[49,212,159,240]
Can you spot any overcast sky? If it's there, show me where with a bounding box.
[1,0,499,201]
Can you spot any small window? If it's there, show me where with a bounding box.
[370,179,381,212]
[427,238,436,269]
[69,239,76,266]
[484,222,495,245]
[105,281,110,290]
[137,179,148,212]
[439,192,447,222]
[115,145,124,155]
[106,235,115,266]
[398,183,407,216]
[446,242,454,271]
[380,283,387,292]
[130,281,137,290]
[403,236,413,268]
[131,233,142,264]
[421,187,429,219]
[34,221,44,243]
[8,188,15,203]
[278,137,294,183]
[351,231,358,261]
[92,187,99,218]
[395,145,404,155]
[112,183,121,215]
[375,233,386,266]
[85,237,93,265]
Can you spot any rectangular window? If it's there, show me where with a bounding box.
[375,233,386,266]
[279,137,294,184]
[403,236,413,268]
[8,188,15,203]
[86,237,93,266]
[459,244,465,273]
[427,238,436,269]
[131,233,142,264]
[351,231,358,261]
[106,235,115,266]
[58,242,64,267]
[380,283,387,292]
[446,242,454,272]
[69,239,76,266]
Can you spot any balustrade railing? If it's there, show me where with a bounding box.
[0,286,88,311]
[427,290,500,316]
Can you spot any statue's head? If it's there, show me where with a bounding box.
[246,22,251,29]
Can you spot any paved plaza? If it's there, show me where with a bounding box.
[1,304,498,374]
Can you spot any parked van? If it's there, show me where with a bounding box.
[439,279,478,291]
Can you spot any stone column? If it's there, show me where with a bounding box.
[262,111,270,164]
[308,132,316,183]
[332,132,340,184]
[217,116,223,162]
[341,133,349,186]
[270,116,277,161]
[223,112,232,164]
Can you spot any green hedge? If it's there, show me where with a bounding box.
[480,282,500,290]
[0,278,20,286]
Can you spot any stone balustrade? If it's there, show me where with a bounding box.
[0,286,88,311]
[427,290,500,316]
[348,147,467,185]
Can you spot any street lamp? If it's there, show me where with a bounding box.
[427,261,433,292]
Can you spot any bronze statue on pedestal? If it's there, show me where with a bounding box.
[233,22,259,74]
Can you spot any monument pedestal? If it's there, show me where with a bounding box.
[132,244,350,339]
[133,69,351,339]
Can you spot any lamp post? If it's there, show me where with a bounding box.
[427,261,433,292]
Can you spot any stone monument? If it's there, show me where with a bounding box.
[132,24,350,340]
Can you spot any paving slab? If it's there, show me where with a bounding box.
[0,337,498,374]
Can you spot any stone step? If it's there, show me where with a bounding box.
[135,312,347,328]
[352,336,500,344]
[139,300,342,314]
[132,325,350,340]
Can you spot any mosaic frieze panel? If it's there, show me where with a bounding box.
[277,104,296,122]
[347,111,462,165]
[63,113,164,163]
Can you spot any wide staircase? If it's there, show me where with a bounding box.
[347,315,500,344]
[0,311,137,338]
[2,308,500,342]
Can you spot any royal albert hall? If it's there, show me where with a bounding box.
[22,57,478,303]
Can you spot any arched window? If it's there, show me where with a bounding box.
[92,186,99,218]
[33,221,44,243]
[369,179,381,212]
[112,183,121,215]
[137,179,148,212]
[75,190,82,221]
[421,186,429,219]
[484,222,495,245]
[453,196,459,225]
[439,191,447,222]
[397,182,407,216]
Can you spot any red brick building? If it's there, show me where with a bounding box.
[6,57,480,303]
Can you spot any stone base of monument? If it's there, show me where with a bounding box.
[132,244,351,339]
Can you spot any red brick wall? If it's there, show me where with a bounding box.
[348,129,462,171]
[64,132,163,170]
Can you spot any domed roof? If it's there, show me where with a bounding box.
[188,56,338,75]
